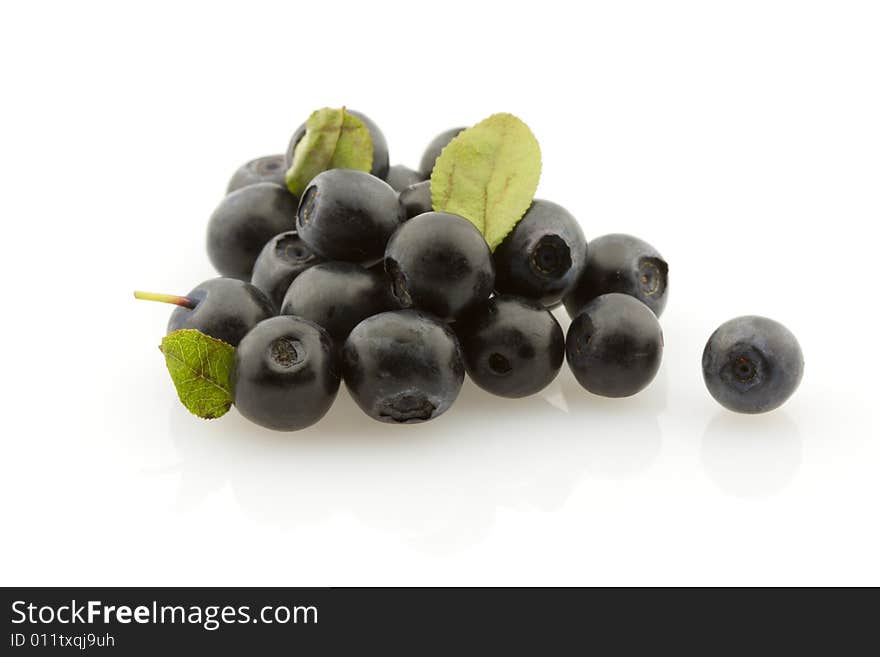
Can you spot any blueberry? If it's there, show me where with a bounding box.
[284,109,389,180]
[702,316,804,414]
[296,169,403,266]
[457,296,564,398]
[419,127,466,177]
[399,180,432,220]
[207,182,298,280]
[226,155,286,194]
[250,231,324,308]
[280,261,398,343]
[342,310,464,423]
[563,233,669,318]
[385,164,426,192]
[384,212,495,320]
[232,316,340,430]
[494,200,587,308]
[135,278,276,347]
[566,293,664,397]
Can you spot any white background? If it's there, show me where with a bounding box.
[1,0,877,586]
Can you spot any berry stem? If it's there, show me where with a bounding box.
[133,291,197,309]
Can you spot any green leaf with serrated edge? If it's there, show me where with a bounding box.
[159,329,235,420]
[431,113,542,251]
[285,107,373,196]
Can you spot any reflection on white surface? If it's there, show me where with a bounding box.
[557,363,666,477]
[164,366,667,553]
[701,411,802,498]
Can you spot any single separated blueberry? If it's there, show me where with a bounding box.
[702,316,804,414]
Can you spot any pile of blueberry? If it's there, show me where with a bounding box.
[137,109,804,431]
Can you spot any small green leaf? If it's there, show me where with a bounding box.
[431,113,542,250]
[285,107,374,196]
[159,329,235,419]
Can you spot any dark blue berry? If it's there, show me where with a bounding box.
[226,155,286,194]
[232,316,341,430]
[385,164,426,192]
[563,233,669,318]
[296,169,403,266]
[165,278,276,347]
[494,199,587,307]
[207,182,297,280]
[419,127,465,177]
[566,293,663,397]
[399,180,432,220]
[458,296,564,398]
[342,310,464,423]
[702,316,804,414]
[280,261,397,343]
[250,231,324,308]
[384,212,495,320]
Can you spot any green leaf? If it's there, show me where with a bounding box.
[430,113,542,251]
[285,107,374,196]
[159,329,235,419]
